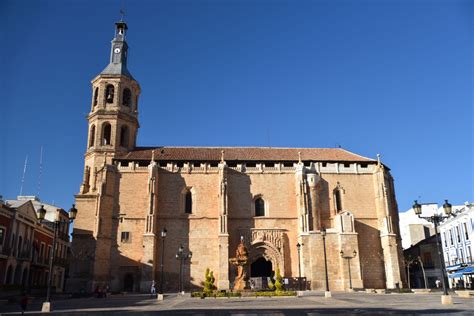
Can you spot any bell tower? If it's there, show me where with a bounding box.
[80,19,141,194]
[70,19,141,292]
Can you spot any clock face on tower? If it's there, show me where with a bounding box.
[114,47,121,54]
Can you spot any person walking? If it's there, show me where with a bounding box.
[435,279,441,288]
[20,292,28,315]
[150,280,157,297]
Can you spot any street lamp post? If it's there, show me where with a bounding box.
[413,200,453,305]
[159,228,167,295]
[321,228,331,298]
[37,204,77,313]
[296,243,302,291]
[340,250,357,291]
[175,245,192,294]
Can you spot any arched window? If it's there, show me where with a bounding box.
[185,190,192,214]
[120,125,129,147]
[122,88,131,107]
[102,123,111,145]
[255,197,265,217]
[334,190,342,212]
[105,84,114,104]
[93,87,98,106]
[89,125,96,148]
[333,182,344,213]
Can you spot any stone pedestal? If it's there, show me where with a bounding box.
[41,301,51,312]
[324,291,332,298]
[441,295,453,305]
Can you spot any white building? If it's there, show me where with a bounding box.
[439,202,473,290]
[399,204,438,250]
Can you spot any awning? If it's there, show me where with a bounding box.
[448,271,465,279]
[446,264,464,272]
[462,266,474,275]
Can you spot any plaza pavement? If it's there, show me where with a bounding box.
[0,291,472,315]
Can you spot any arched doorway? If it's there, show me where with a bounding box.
[123,273,134,292]
[251,257,273,277]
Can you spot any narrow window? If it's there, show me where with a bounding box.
[105,84,114,104]
[39,243,44,262]
[456,226,461,242]
[335,189,342,212]
[102,123,111,145]
[121,232,131,243]
[185,190,192,214]
[255,197,265,217]
[443,232,447,247]
[93,87,98,106]
[18,236,23,256]
[122,88,131,107]
[463,222,469,240]
[120,126,129,147]
[0,227,5,246]
[89,125,96,148]
[450,230,453,245]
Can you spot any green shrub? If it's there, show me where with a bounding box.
[203,268,216,295]
[274,268,284,292]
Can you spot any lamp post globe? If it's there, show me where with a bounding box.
[412,200,422,215]
[69,204,78,220]
[443,200,452,215]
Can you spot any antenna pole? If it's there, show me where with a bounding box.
[38,146,43,197]
[20,155,28,196]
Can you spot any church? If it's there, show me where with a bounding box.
[68,19,406,293]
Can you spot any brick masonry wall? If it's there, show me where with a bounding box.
[71,163,405,292]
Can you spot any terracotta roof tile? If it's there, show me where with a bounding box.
[115,147,375,162]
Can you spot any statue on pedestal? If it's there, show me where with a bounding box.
[229,236,249,291]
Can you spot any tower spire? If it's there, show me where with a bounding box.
[99,18,133,79]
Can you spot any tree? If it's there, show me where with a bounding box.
[404,256,417,289]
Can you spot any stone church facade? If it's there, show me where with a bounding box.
[68,20,406,293]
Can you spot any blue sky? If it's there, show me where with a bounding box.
[1,0,472,212]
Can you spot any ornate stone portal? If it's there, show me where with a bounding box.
[229,237,249,291]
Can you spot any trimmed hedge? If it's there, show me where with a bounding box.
[191,290,297,298]
[255,291,297,297]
